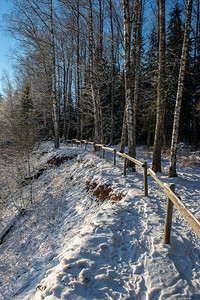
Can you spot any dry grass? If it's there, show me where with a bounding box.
[47,155,77,166]
[86,181,124,204]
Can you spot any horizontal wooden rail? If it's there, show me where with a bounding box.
[163,185,200,239]
[116,151,144,168]
[148,168,200,240]
[148,168,165,189]
[67,138,200,243]
[102,146,115,152]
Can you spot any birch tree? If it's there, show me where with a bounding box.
[122,0,135,171]
[132,0,143,158]
[49,0,60,148]
[169,0,193,177]
[76,0,81,139]
[152,0,165,173]
[109,0,115,145]
[88,0,99,142]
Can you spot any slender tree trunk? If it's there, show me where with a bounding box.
[130,0,139,70]
[132,0,143,159]
[97,90,103,143]
[169,0,193,177]
[80,43,84,140]
[67,58,72,139]
[109,0,115,145]
[193,0,199,145]
[76,0,81,139]
[50,0,59,148]
[97,0,104,143]
[57,58,61,129]
[63,49,68,142]
[88,0,99,142]
[119,105,127,153]
[152,0,165,172]
[123,0,135,171]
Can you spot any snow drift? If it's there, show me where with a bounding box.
[0,142,200,299]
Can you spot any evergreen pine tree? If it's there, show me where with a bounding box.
[17,83,38,158]
[19,83,34,124]
[139,25,158,145]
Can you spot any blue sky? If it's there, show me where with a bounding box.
[0,0,15,95]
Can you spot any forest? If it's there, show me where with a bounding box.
[1,1,200,298]
[0,0,200,179]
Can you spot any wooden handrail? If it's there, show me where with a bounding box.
[148,168,200,239]
[163,185,200,239]
[68,138,200,242]
[116,151,144,167]
[102,146,115,152]
[147,168,165,189]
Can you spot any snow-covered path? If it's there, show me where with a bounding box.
[0,142,200,299]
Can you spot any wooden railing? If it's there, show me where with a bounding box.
[67,139,200,244]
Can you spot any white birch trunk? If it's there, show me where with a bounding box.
[109,0,114,145]
[169,0,193,177]
[123,0,135,171]
[119,106,127,153]
[88,0,99,142]
[50,0,59,148]
[132,0,143,161]
[152,0,165,172]
[76,0,81,140]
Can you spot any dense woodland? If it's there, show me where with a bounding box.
[0,0,200,179]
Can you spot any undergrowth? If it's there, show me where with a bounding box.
[22,155,77,185]
[86,181,124,203]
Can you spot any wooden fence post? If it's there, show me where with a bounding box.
[143,162,148,196]
[93,143,96,153]
[81,140,83,148]
[163,183,175,244]
[113,149,116,165]
[85,142,87,150]
[102,147,105,158]
[123,157,127,176]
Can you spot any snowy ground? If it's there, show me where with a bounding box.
[0,142,200,299]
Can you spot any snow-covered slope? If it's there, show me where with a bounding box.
[0,142,200,299]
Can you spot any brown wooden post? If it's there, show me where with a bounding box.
[93,143,96,153]
[123,157,127,176]
[77,141,78,147]
[85,142,87,150]
[102,148,105,158]
[163,183,175,244]
[81,140,83,148]
[143,162,148,196]
[113,149,116,165]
